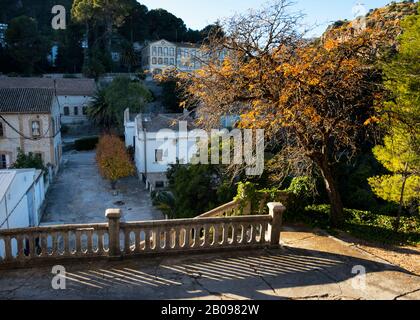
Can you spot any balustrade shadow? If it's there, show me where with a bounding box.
[56,246,413,300]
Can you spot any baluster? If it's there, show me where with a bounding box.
[28,234,35,258]
[51,233,58,256]
[4,236,12,261]
[145,229,151,251]
[97,230,104,255]
[213,224,220,247]
[261,222,269,243]
[205,225,213,247]
[124,229,131,254]
[16,235,24,260]
[165,229,172,250]
[86,230,93,255]
[63,232,69,256]
[195,225,202,247]
[234,224,242,245]
[184,227,190,248]
[75,230,82,256]
[40,233,48,256]
[134,230,141,253]
[222,223,228,246]
[173,227,181,250]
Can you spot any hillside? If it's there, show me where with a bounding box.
[322,1,418,50]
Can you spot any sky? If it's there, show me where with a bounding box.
[139,0,397,37]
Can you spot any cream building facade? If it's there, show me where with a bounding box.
[141,39,205,76]
[0,88,62,174]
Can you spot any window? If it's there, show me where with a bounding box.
[155,149,163,162]
[0,122,4,137]
[51,118,55,134]
[170,58,175,65]
[0,154,7,169]
[152,46,157,55]
[74,106,78,115]
[164,58,168,65]
[158,58,163,64]
[64,106,70,116]
[152,57,157,64]
[170,47,175,56]
[158,47,162,56]
[83,106,88,115]
[31,121,41,137]
[155,181,164,188]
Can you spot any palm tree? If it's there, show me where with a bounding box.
[87,89,117,132]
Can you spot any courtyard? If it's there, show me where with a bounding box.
[41,151,164,225]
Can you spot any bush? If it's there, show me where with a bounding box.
[293,204,420,245]
[74,137,99,151]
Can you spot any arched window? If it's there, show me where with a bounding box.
[74,106,78,115]
[0,122,4,137]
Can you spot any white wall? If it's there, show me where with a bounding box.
[58,95,93,125]
[0,170,45,230]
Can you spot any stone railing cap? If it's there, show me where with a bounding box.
[105,208,122,219]
[267,202,286,210]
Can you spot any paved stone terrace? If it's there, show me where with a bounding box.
[0,225,419,300]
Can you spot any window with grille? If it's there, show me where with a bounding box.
[31,121,41,137]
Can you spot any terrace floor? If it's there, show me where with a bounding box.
[0,225,419,300]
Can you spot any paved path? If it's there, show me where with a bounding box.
[41,151,164,225]
[0,225,418,300]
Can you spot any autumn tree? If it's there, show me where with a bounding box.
[176,0,384,227]
[96,134,135,189]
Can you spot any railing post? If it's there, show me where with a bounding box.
[267,202,286,247]
[106,208,122,260]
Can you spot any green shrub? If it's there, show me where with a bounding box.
[74,136,99,151]
[296,204,420,245]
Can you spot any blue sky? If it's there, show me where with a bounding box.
[139,0,398,37]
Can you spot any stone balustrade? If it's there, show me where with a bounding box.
[0,203,285,269]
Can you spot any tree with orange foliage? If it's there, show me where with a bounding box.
[96,134,136,189]
[175,0,388,227]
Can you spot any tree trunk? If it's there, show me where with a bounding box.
[317,157,345,227]
[395,165,409,232]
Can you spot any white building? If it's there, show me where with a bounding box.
[0,87,62,175]
[0,23,7,47]
[141,39,205,76]
[0,169,46,229]
[124,109,198,192]
[0,77,97,126]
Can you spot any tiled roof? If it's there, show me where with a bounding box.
[140,113,195,132]
[0,88,55,113]
[0,77,96,96]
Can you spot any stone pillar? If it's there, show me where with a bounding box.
[267,202,286,247]
[106,208,122,260]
